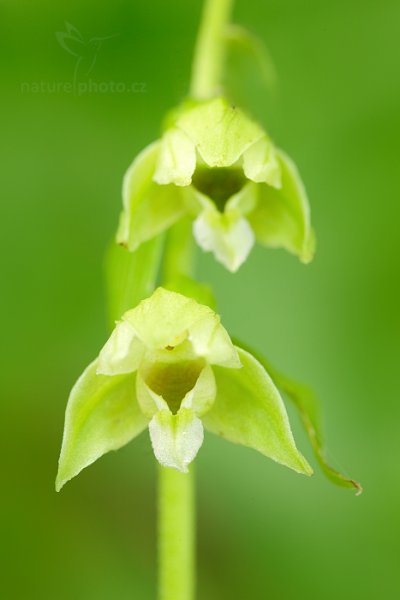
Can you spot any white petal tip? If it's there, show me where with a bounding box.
[149,411,204,473]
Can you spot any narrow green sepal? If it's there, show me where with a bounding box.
[203,346,313,475]
[56,360,147,491]
[248,149,315,263]
[117,142,187,251]
[261,359,362,494]
[234,339,362,494]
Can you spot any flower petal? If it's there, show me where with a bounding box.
[136,370,169,417]
[122,288,210,348]
[203,347,313,475]
[225,181,258,215]
[242,136,281,188]
[56,360,147,491]
[153,128,196,186]
[97,321,144,375]
[117,141,187,251]
[118,288,239,368]
[149,408,204,472]
[248,149,315,263]
[137,363,217,418]
[177,97,264,167]
[189,318,241,368]
[180,364,217,416]
[193,208,255,272]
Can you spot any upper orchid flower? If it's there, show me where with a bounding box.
[117,97,315,272]
[56,288,312,490]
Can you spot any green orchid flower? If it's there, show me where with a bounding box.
[117,97,315,272]
[56,288,312,490]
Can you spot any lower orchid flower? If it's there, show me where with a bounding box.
[56,288,312,490]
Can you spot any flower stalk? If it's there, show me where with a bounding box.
[190,0,233,98]
[162,218,194,284]
[158,202,196,600]
[158,465,195,600]
[159,0,234,591]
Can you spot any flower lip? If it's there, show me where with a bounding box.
[141,357,206,414]
[191,165,247,212]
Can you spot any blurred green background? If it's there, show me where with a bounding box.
[1,0,399,597]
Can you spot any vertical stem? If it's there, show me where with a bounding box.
[158,465,195,600]
[158,221,196,600]
[157,2,235,598]
[162,217,194,284]
[190,0,234,99]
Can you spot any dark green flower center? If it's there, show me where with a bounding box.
[192,166,246,212]
[145,359,205,414]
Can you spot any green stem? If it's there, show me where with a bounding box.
[157,2,235,597]
[162,217,194,284]
[158,465,195,600]
[190,0,234,99]
[158,221,195,600]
